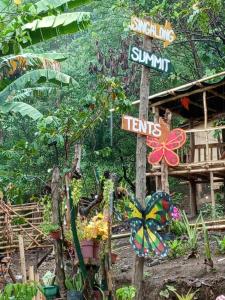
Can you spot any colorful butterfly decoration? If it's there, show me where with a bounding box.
[147,118,186,166]
[127,191,173,257]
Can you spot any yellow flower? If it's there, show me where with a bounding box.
[14,0,22,5]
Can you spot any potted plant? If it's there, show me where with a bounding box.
[65,272,84,300]
[42,271,59,300]
[40,223,61,240]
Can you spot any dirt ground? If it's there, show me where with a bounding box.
[6,232,225,300]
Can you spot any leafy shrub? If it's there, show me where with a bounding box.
[0,282,42,300]
[215,236,225,254]
[200,203,224,219]
[116,286,136,300]
[182,211,200,253]
[170,220,187,236]
[168,239,187,258]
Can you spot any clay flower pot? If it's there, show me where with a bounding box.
[80,240,94,259]
[49,229,61,240]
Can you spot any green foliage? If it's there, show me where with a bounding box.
[160,285,177,299]
[39,195,52,223]
[201,214,212,262]
[160,286,197,300]
[173,288,198,300]
[168,239,187,258]
[71,179,83,207]
[65,272,84,292]
[0,282,42,300]
[182,211,200,252]
[200,203,224,219]
[215,236,225,254]
[0,102,43,121]
[116,286,136,300]
[40,223,60,235]
[170,220,187,237]
[11,216,26,226]
[103,179,114,208]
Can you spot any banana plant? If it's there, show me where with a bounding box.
[0,0,92,56]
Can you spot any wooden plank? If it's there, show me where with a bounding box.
[18,235,27,283]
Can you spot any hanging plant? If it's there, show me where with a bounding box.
[103,179,114,208]
[71,179,83,207]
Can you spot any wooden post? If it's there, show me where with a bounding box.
[190,119,195,163]
[18,235,27,283]
[161,110,171,193]
[189,180,197,217]
[51,167,66,299]
[210,171,215,219]
[132,35,152,300]
[153,107,162,191]
[203,91,209,161]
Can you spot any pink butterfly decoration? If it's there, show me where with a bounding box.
[146,118,186,167]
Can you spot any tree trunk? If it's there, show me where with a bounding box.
[132,35,152,300]
[51,167,66,299]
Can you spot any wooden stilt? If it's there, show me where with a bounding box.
[18,235,27,283]
[210,171,215,219]
[203,91,209,161]
[189,180,197,217]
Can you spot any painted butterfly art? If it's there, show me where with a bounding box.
[127,191,173,257]
[147,118,186,167]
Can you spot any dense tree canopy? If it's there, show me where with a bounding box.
[0,0,224,202]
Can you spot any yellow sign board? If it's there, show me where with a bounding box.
[130,17,176,48]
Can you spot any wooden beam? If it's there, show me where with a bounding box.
[149,82,225,108]
[146,166,225,176]
[208,89,225,101]
[110,71,225,112]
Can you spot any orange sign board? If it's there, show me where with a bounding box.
[130,17,176,48]
[121,115,161,137]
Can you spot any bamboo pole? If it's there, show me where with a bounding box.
[210,171,216,219]
[203,91,209,161]
[18,235,27,283]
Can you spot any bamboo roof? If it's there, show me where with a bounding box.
[133,71,225,120]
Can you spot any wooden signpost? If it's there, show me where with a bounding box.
[129,45,172,73]
[130,16,176,48]
[127,16,176,300]
[121,115,161,137]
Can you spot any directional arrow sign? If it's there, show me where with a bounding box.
[130,17,176,48]
[129,45,172,73]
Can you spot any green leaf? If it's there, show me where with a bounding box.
[0,69,77,103]
[21,12,91,46]
[0,102,43,120]
[34,0,92,15]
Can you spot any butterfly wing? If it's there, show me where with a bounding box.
[127,195,143,220]
[145,222,168,257]
[130,220,152,257]
[147,148,164,165]
[166,128,186,150]
[128,197,152,257]
[164,148,180,166]
[146,136,162,149]
[145,192,173,229]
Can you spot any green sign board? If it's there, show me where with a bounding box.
[129,45,172,73]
